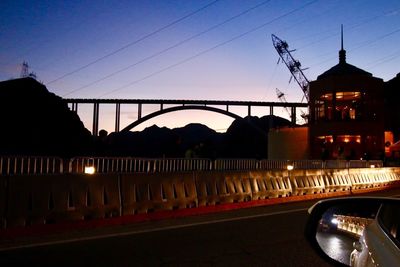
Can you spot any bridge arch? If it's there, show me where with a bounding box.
[121,105,243,131]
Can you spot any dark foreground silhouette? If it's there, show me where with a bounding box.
[0,78,92,157]
[0,78,291,158]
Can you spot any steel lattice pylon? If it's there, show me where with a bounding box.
[271,34,310,103]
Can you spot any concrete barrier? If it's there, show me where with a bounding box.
[347,168,400,191]
[2,168,400,230]
[322,172,351,192]
[121,172,197,214]
[6,175,53,227]
[196,171,258,205]
[376,170,397,186]
[335,174,352,191]
[162,172,197,209]
[222,171,252,203]
[0,176,6,229]
[249,171,271,200]
[360,173,371,188]
[249,171,291,198]
[349,173,369,189]
[5,174,120,227]
[290,175,324,195]
[195,171,228,206]
[387,171,400,183]
[371,172,386,187]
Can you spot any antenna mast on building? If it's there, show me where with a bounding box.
[271,34,310,103]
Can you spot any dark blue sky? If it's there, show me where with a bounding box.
[1,0,400,132]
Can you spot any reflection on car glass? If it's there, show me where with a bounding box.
[378,203,400,246]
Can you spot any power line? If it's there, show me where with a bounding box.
[367,49,400,69]
[308,27,400,69]
[46,0,221,85]
[302,7,400,68]
[352,27,400,50]
[296,8,395,51]
[63,0,273,96]
[97,0,319,98]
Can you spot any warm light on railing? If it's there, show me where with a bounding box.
[287,165,294,171]
[370,165,375,168]
[84,166,95,174]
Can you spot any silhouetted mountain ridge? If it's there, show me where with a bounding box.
[107,116,291,158]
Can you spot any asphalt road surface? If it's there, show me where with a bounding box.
[1,189,400,267]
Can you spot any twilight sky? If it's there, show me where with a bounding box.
[1,0,400,133]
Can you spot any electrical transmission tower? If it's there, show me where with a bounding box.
[20,61,29,78]
[276,88,291,118]
[20,61,37,79]
[271,34,310,103]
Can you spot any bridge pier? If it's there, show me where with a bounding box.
[92,102,100,136]
[71,103,78,113]
[291,106,296,125]
[138,103,142,120]
[115,103,121,132]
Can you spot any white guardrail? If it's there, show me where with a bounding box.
[0,156,384,175]
[0,156,64,175]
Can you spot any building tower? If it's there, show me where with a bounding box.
[308,26,385,160]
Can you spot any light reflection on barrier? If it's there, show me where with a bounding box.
[334,214,374,237]
[0,156,386,175]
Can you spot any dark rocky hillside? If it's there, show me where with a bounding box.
[0,78,92,157]
[222,116,292,159]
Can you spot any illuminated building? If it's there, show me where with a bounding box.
[309,38,385,160]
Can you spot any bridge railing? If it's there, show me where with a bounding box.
[0,156,384,175]
[258,160,287,170]
[293,160,323,169]
[153,158,211,172]
[0,156,64,175]
[323,160,383,169]
[69,157,152,173]
[68,157,212,173]
[213,159,259,171]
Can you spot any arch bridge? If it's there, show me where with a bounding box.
[64,98,308,136]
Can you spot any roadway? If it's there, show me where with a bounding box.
[1,188,400,267]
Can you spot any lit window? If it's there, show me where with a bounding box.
[335,92,361,101]
[349,108,356,119]
[337,135,361,143]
